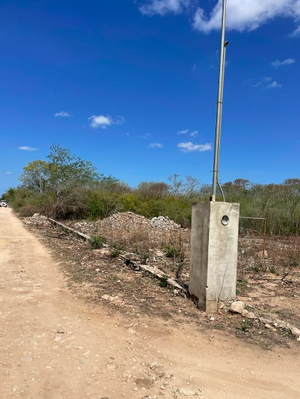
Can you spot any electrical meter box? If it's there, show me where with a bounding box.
[189,201,240,313]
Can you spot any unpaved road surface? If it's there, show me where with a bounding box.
[1,208,300,399]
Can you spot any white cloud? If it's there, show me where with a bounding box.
[138,133,151,139]
[19,146,38,151]
[193,64,196,72]
[6,172,12,175]
[177,129,189,135]
[272,58,296,68]
[290,25,300,36]
[177,142,212,153]
[267,81,282,89]
[254,76,273,87]
[89,115,125,129]
[149,143,163,148]
[177,129,199,137]
[139,0,191,16]
[193,0,300,34]
[54,111,71,117]
[89,115,111,129]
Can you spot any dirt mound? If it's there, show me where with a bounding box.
[73,212,182,235]
[100,212,181,231]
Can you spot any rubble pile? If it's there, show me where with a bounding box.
[150,215,180,230]
[100,212,179,231]
[73,221,98,235]
[100,212,150,230]
[22,213,50,226]
[72,212,183,235]
[99,212,181,231]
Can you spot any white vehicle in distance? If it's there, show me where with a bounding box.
[0,200,7,207]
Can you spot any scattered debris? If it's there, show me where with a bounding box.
[22,214,50,226]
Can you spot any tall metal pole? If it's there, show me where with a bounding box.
[212,0,227,200]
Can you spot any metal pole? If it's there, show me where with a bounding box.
[212,0,227,200]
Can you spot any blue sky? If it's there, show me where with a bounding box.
[0,0,299,193]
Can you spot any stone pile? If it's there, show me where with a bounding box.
[150,215,180,230]
[23,213,50,226]
[98,212,182,232]
[102,212,150,228]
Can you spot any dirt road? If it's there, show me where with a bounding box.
[1,208,300,399]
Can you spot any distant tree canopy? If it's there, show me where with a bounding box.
[3,144,300,235]
[19,144,100,196]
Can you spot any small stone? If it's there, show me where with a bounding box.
[265,324,272,329]
[150,362,158,370]
[57,326,64,334]
[128,328,136,335]
[291,327,300,338]
[247,312,256,319]
[177,387,201,396]
[230,301,245,314]
[209,317,215,321]
[241,309,249,317]
[19,356,33,361]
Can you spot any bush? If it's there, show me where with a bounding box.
[164,245,180,258]
[110,250,120,258]
[3,143,300,236]
[159,275,168,287]
[91,236,105,249]
[18,205,39,217]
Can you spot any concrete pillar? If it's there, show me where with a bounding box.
[189,201,240,313]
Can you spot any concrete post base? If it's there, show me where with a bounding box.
[189,201,240,313]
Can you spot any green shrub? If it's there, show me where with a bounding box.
[110,250,120,258]
[164,245,180,258]
[159,275,168,287]
[91,235,105,249]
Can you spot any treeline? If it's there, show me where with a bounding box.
[3,145,300,235]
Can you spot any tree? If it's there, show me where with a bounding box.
[46,144,100,196]
[185,176,200,198]
[234,178,252,189]
[168,174,184,197]
[137,181,169,199]
[19,160,50,193]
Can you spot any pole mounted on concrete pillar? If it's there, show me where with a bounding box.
[212,0,228,201]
